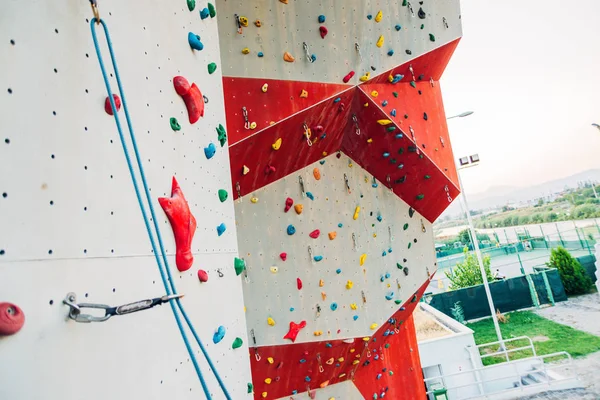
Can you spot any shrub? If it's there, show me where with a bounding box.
[445,248,493,290]
[547,247,593,295]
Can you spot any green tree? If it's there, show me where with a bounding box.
[547,247,593,295]
[445,249,493,290]
[531,213,542,223]
[458,229,490,245]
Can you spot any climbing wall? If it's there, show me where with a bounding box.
[0,1,252,399]
[235,155,436,398]
[218,0,463,398]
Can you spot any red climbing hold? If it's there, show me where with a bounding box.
[264,165,276,175]
[283,320,307,342]
[284,197,294,213]
[0,302,25,336]
[280,252,287,261]
[104,94,121,115]
[319,26,328,39]
[343,71,355,83]
[173,76,204,124]
[197,269,209,282]
[158,177,197,272]
[309,229,320,239]
[297,278,303,290]
[312,125,324,135]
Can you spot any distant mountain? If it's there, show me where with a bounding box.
[441,169,600,218]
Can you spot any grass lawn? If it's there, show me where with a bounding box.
[469,310,600,365]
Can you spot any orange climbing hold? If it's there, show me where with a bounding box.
[283,52,295,62]
[328,231,337,240]
[313,168,321,180]
[299,89,308,98]
[294,204,303,214]
[320,380,330,388]
[319,279,324,287]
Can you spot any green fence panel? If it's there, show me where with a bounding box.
[576,255,597,284]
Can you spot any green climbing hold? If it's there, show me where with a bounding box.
[234,257,246,276]
[429,33,436,42]
[216,124,227,147]
[218,189,228,202]
[420,24,424,30]
[386,126,396,132]
[247,383,254,394]
[392,92,398,98]
[394,300,402,305]
[402,0,407,5]
[424,175,430,180]
[408,242,412,249]
[416,194,425,200]
[232,337,243,349]
[403,223,408,230]
[208,62,217,74]
[208,2,216,17]
[398,148,404,154]
[410,81,416,88]
[397,263,403,269]
[170,117,181,131]
[187,0,195,11]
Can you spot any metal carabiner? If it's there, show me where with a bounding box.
[234,14,243,34]
[242,107,250,130]
[303,123,313,146]
[355,42,362,61]
[303,42,314,63]
[89,0,100,24]
[344,173,351,194]
[299,176,305,197]
[352,114,360,135]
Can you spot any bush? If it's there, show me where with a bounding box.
[547,247,593,295]
[445,248,493,290]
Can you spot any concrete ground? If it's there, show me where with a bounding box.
[515,293,600,399]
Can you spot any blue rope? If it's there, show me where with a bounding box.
[90,18,232,400]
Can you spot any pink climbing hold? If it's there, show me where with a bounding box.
[297,278,303,290]
[284,197,294,213]
[319,26,328,39]
[197,269,209,282]
[158,177,197,272]
[0,302,25,336]
[343,71,355,83]
[104,94,121,115]
[283,320,307,342]
[280,252,287,261]
[173,76,204,124]
[309,229,320,239]
[264,165,276,175]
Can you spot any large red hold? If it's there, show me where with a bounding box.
[283,320,306,342]
[158,177,197,272]
[173,76,204,124]
[104,94,121,115]
[284,197,294,213]
[0,302,25,336]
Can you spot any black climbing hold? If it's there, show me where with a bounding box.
[418,7,426,19]
[371,66,376,71]
[423,112,428,121]
[397,147,404,154]
[418,74,425,81]
[406,49,412,55]
[408,145,417,153]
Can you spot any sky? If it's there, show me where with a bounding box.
[441,0,600,196]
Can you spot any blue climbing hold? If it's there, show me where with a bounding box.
[387,50,394,56]
[200,7,209,19]
[290,307,294,311]
[257,51,264,57]
[374,355,380,360]
[382,251,387,256]
[287,225,296,235]
[388,248,393,253]
[320,133,326,140]
[334,97,341,103]
[204,142,216,159]
[372,181,378,188]
[398,163,404,169]
[314,255,323,262]
[292,390,298,394]
[395,24,402,31]
[305,376,311,382]
[400,307,406,311]
[299,359,306,364]
[385,272,391,279]
[353,315,359,321]
[391,109,397,117]
[390,74,403,84]
[377,215,382,222]
[395,133,403,139]
[188,32,204,51]
[367,14,372,20]
[330,302,338,311]
[306,192,315,200]
[217,223,226,236]
[380,275,385,282]
[382,100,388,107]
[383,152,390,158]
[318,15,326,23]
[213,326,226,344]
[377,373,382,380]
[326,343,332,348]
[338,223,343,228]
[336,268,341,274]
[311,54,317,62]
[319,159,326,164]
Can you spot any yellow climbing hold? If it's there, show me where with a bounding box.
[359,253,367,266]
[279,0,288,3]
[262,83,268,93]
[371,90,378,97]
[269,266,278,273]
[375,10,383,22]
[353,206,361,220]
[367,138,373,143]
[370,323,378,330]
[272,138,282,150]
[376,35,384,48]
[267,317,275,326]
[319,279,324,287]
[373,233,377,238]
[350,348,355,353]
[362,337,370,341]
[267,357,274,364]
[251,197,258,203]
[242,47,250,54]
[261,392,268,398]
[294,204,303,214]
[328,231,337,240]
[300,89,308,98]
[243,165,250,175]
[377,119,393,125]
[359,72,370,82]
[321,292,327,300]
[338,357,345,362]
[239,16,249,26]
[314,330,323,336]
[250,122,257,129]
[338,373,346,378]
[322,151,328,156]
[363,103,369,107]
[388,74,394,83]
[283,52,295,62]
[346,280,353,289]
[264,378,272,384]
[352,360,360,365]
[350,303,357,310]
